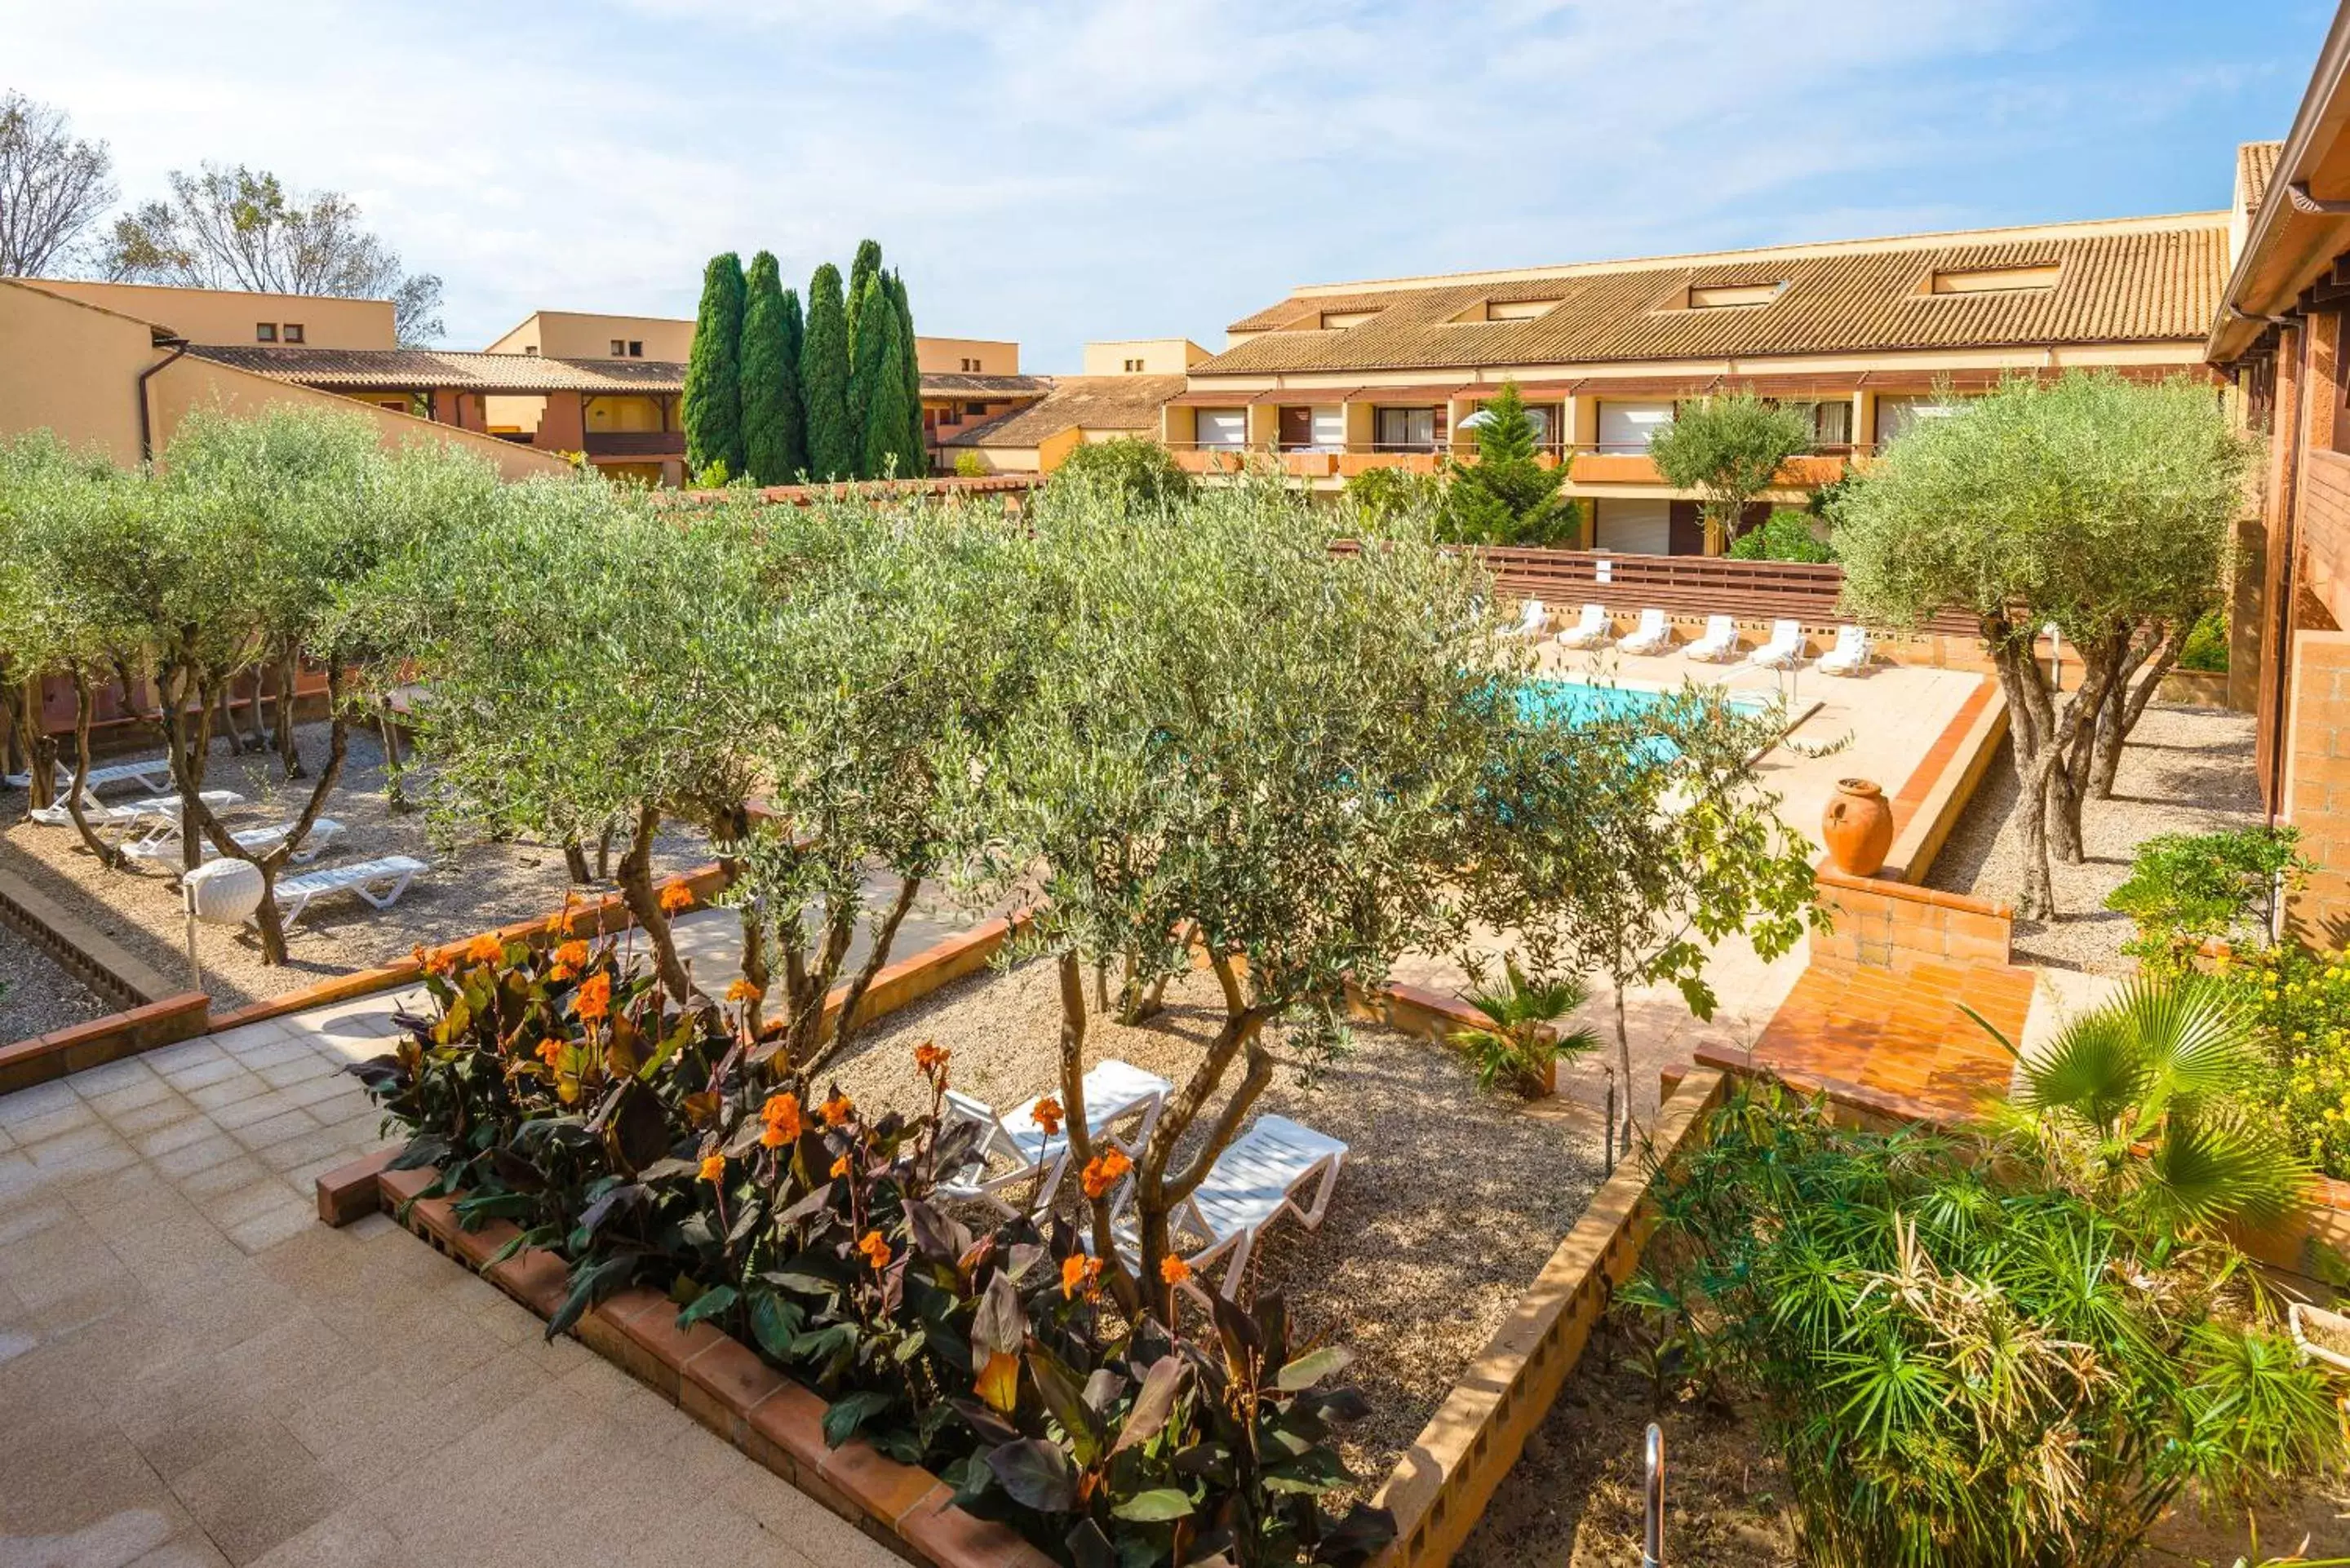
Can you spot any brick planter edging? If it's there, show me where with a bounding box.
[320,1154,1052,1568]
[1364,1067,1729,1568]
[0,862,186,1008]
[0,990,212,1096]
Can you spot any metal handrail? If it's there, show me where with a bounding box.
[1643,1422,1665,1567]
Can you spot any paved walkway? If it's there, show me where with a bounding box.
[0,923,898,1566]
[1721,956,2035,1122]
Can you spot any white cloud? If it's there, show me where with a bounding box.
[2,0,2281,365]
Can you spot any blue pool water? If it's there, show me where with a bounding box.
[1522,678,1771,729]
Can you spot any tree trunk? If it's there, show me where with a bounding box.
[805,870,924,1076]
[159,662,300,964]
[614,803,694,1008]
[1614,972,1633,1145]
[60,671,124,869]
[1986,632,2062,920]
[563,840,592,883]
[14,676,56,812]
[1055,950,1142,1318]
[596,818,618,879]
[2093,622,2184,800]
[216,675,255,757]
[275,656,306,780]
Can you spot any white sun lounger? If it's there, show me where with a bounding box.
[1108,1114,1348,1301]
[1745,619,1805,670]
[1554,603,1612,649]
[1617,607,1672,655]
[264,854,427,926]
[1684,615,1740,663]
[1818,625,1873,676]
[29,788,242,830]
[940,1058,1171,1215]
[4,756,176,795]
[122,816,344,866]
[1499,599,1547,640]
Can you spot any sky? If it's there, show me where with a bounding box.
[5,0,2338,370]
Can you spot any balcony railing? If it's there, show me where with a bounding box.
[1166,441,1856,481]
[582,430,686,458]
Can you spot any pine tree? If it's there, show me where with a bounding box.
[887,270,926,476]
[800,263,855,481]
[854,272,912,479]
[1438,379,1578,545]
[738,250,804,485]
[682,253,747,481]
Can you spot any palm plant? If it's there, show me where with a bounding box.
[1449,958,1601,1097]
[1974,976,2312,1241]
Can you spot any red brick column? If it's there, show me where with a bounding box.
[2285,629,2350,948]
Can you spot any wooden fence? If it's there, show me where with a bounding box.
[1332,541,1979,636]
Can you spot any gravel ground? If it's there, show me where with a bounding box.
[820,958,1610,1490]
[0,723,710,1012]
[0,921,112,1043]
[1921,703,2260,974]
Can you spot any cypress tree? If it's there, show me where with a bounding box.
[779,285,806,475]
[887,270,926,476]
[800,263,855,481]
[682,252,747,481]
[855,273,912,480]
[845,238,884,360]
[738,250,804,485]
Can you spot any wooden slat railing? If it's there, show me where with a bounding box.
[1331,541,1980,636]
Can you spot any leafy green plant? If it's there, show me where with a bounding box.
[2215,942,2350,1180]
[1448,959,1600,1096]
[1629,1083,2346,1568]
[2181,607,2230,672]
[1045,436,1194,512]
[1645,389,1813,552]
[1340,465,1443,532]
[1978,974,2312,1242]
[1439,380,1580,546]
[352,938,1394,1566]
[953,450,987,478]
[2108,829,2306,972]
[1725,507,1834,562]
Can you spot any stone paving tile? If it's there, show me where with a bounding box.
[0,984,898,1568]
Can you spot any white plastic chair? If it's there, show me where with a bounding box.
[1745,619,1804,669]
[1108,1114,1348,1301]
[1818,625,1873,676]
[265,854,428,925]
[122,816,344,866]
[1684,615,1740,663]
[5,757,175,795]
[939,1059,1171,1215]
[1554,604,1612,649]
[1617,607,1672,655]
[1500,599,1548,640]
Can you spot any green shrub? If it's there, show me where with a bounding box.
[1438,381,1580,546]
[1629,1084,2344,1568]
[952,451,986,479]
[2106,828,2305,972]
[1724,507,1834,563]
[1448,959,1600,1097]
[2180,607,2229,671]
[1043,436,1192,512]
[2219,943,2350,1180]
[1340,466,1443,531]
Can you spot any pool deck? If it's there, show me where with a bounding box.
[1394,640,1989,1121]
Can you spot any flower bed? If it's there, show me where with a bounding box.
[343,930,1397,1567]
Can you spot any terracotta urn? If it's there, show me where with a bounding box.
[1822,778,1894,877]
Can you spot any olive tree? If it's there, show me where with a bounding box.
[1646,389,1814,552]
[1835,373,2255,917]
[962,477,1567,1321]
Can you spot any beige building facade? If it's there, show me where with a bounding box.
[1081,338,1208,376]
[1172,214,2226,551]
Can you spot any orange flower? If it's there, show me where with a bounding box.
[1159,1255,1192,1287]
[830,1154,851,1179]
[574,972,612,1022]
[553,939,590,968]
[760,1092,804,1149]
[856,1229,892,1271]
[536,1037,562,1068]
[547,962,577,983]
[658,882,695,915]
[1031,1096,1065,1137]
[422,947,455,977]
[464,933,504,964]
[914,1041,950,1084]
[699,1153,725,1184]
[725,977,760,1005]
[1061,1253,1104,1300]
[1079,1147,1132,1201]
[818,1092,856,1129]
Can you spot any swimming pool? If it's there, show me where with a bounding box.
[1523,677,1773,729]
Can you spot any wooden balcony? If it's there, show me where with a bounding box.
[582,430,685,458]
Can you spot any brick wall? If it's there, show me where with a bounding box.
[2284,630,2350,946]
[1811,867,2012,971]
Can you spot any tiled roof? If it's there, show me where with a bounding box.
[2239,140,2284,219]
[188,344,689,392]
[1201,215,2228,376]
[943,375,1186,448]
[919,371,1051,399]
